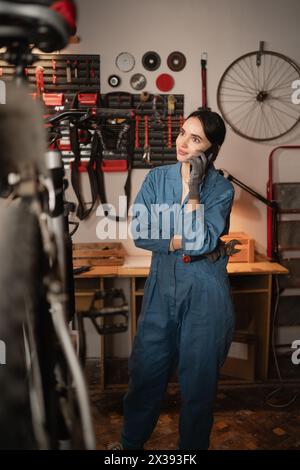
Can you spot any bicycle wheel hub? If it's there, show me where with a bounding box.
[256,91,268,102]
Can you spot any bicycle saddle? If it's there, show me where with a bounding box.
[0,0,75,52]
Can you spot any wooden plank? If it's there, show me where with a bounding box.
[73,249,123,258]
[73,257,124,267]
[74,258,289,277]
[73,242,125,266]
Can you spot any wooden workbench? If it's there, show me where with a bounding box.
[75,256,288,386]
[77,256,288,277]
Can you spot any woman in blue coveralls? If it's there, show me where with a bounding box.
[112,109,236,450]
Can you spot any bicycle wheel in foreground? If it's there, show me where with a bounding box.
[0,204,43,449]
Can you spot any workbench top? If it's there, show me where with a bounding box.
[75,256,289,278]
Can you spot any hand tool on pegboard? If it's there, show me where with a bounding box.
[199,52,210,110]
[52,58,57,85]
[135,114,141,149]
[90,63,96,80]
[66,59,72,83]
[103,91,133,109]
[142,114,151,164]
[73,59,78,79]
[35,65,45,97]
[0,53,100,95]
[99,92,184,168]
[85,59,90,81]
[167,95,176,149]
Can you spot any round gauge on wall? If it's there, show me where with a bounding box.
[167,51,186,71]
[130,73,147,91]
[115,52,135,72]
[108,74,121,88]
[156,73,174,92]
[142,51,161,71]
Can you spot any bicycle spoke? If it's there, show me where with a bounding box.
[261,105,274,138]
[225,99,256,118]
[232,101,259,127]
[219,85,255,96]
[263,55,283,90]
[267,65,297,94]
[248,55,261,91]
[262,53,275,90]
[252,106,262,137]
[269,95,300,112]
[223,74,256,93]
[243,104,259,136]
[269,81,299,94]
[270,95,299,104]
[266,102,286,135]
[266,101,298,121]
[219,99,255,102]
[266,103,290,134]
[236,58,258,91]
[231,64,257,92]
[265,101,289,134]
[268,73,299,93]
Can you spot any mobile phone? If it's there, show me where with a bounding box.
[204,143,219,162]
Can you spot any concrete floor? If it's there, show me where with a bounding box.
[90,384,300,450]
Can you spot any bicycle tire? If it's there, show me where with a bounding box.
[0,202,42,449]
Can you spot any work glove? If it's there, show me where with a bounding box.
[207,239,242,262]
[188,152,210,199]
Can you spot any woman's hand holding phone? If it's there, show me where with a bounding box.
[188,144,218,199]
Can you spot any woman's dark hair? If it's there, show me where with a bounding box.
[187,109,226,160]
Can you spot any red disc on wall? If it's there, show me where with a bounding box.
[156,73,174,92]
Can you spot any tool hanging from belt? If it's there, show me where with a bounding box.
[182,239,242,264]
[199,52,210,110]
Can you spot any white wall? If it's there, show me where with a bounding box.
[66,0,300,256]
[66,0,300,359]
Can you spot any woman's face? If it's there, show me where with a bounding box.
[176,116,212,163]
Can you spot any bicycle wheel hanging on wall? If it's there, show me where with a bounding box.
[217,42,300,141]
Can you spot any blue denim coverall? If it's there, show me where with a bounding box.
[122,161,235,450]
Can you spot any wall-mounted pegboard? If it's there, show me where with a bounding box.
[0,52,184,169]
[0,53,100,94]
[103,92,184,168]
[46,91,184,170]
